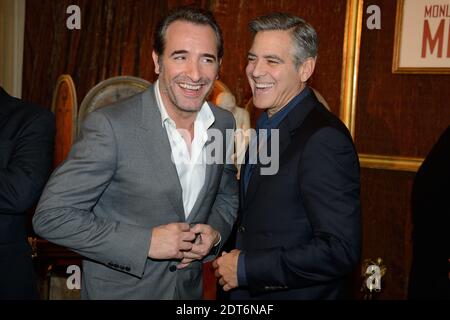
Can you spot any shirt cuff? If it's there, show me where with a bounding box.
[237,252,248,287]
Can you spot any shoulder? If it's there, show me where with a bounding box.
[96,90,143,118]
[9,97,55,128]
[304,104,354,146]
[85,89,147,127]
[298,107,358,165]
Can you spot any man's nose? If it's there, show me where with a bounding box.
[186,60,201,82]
[249,60,265,78]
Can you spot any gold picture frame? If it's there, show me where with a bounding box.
[393,0,450,74]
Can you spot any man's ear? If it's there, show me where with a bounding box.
[298,57,316,83]
[152,51,160,75]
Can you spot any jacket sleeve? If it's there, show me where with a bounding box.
[0,110,55,214]
[245,127,362,293]
[33,111,151,278]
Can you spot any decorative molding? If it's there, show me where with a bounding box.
[341,1,423,173]
[359,153,423,172]
[340,0,364,137]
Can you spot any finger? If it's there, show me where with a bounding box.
[221,251,227,256]
[181,231,196,242]
[190,224,207,234]
[174,251,184,260]
[223,284,231,292]
[190,243,208,255]
[180,257,194,264]
[179,242,193,251]
[212,260,218,269]
[177,263,190,269]
[214,269,222,278]
[175,223,191,231]
[194,234,202,244]
[182,251,202,260]
[218,277,226,286]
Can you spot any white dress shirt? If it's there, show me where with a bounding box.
[154,81,215,218]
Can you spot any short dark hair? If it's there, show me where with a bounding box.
[249,12,318,67]
[153,6,224,59]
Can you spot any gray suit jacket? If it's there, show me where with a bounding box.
[33,86,238,299]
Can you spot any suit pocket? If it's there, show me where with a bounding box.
[0,141,13,168]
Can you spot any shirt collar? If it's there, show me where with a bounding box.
[154,79,214,129]
[257,86,311,130]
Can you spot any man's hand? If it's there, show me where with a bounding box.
[212,249,240,291]
[177,224,220,269]
[148,223,196,260]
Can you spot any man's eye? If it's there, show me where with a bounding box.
[247,56,256,62]
[268,60,279,64]
[202,58,214,63]
[174,56,185,61]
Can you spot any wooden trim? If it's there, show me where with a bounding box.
[340,0,364,137]
[359,153,423,172]
[51,74,78,144]
[392,0,404,73]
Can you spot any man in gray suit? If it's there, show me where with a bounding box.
[33,7,238,299]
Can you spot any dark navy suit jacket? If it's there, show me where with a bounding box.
[0,87,55,298]
[233,89,361,299]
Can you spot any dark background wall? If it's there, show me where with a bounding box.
[23,0,345,115]
[355,0,450,299]
[22,0,450,299]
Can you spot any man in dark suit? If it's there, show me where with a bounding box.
[0,87,55,299]
[408,125,450,299]
[213,13,362,299]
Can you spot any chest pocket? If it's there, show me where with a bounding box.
[0,141,13,168]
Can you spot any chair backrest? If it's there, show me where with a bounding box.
[51,74,78,168]
[78,75,151,135]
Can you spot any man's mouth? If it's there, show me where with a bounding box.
[179,82,202,91]
[254,82,274,93]
[177,82,206,97]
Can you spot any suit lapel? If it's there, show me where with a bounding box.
[243,89,318,208]
[242,124,291,208]
[138,86,185,221]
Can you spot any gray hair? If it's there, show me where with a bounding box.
[249,12,318,67]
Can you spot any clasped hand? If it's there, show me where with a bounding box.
[148,222,219,269]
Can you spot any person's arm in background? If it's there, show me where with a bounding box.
[0,109,55,214]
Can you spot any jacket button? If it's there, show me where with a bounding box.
[238,226,246,233]
[169,265,177,272]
